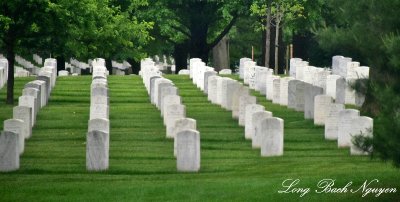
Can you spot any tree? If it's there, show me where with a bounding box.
[316,0,400,167]
[139,0,251,72]
[0,0,50,104]
[1,0,152,104]
[251,0,304,74]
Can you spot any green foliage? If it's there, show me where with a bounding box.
[316,0,400,167]
[250,0,305,42]
[0,0,152,61]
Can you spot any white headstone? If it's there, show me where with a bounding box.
[338,109,360,148]
[324,103,345,140]
[88,118,110,134]
[272,78,281,104]
[304,84,323,119]
[90,104,109,120]
[18,96,36,126]
[279,77,294,106]
[260,117,284,157]
[207,76,219,104]
[266,75,279,100]
[172,118,196,157]
[350,116,373,155]
[238,95,257,126]
[13,106,32,139]
[176,129,200,172]
[314,95,333,125]
[326,75,341,100]
[219,69,232,75]
[231,85,250,119]
[252,111,273,148]
[0,131,19,172]
[165,104,186,138]
[86,130,109,171]
[3,119,25,154]
[244,104,265,139]
[162,95,182,119]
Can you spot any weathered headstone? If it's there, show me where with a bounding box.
[176,129,200,172]
[260,117,284,157]
[203,71,217,94]
[172,118,197,157]
[345,78,356,105]
[338,109,360,148]
[314,95,333,125]
[88,118,110,134]
[279,77,293,106]
[22,88,40,118]
[219,69,232,75]
[58,70,69,76]
[216,77,229,105]
[224,80,240,110]
[90,104,109,120]
[252,111,273,148]
[178,70,190,75]
[154,78,172,106]
[326,75,341,100]
[13,106,32,139]
[272,78,281,104]
[255,67,271,95]
[165,104,186,138]
[238,95,257,126]
[335,77,346,104]
[18,95,36,126]
[91,96,109,106]
[231,85,249,119]
[86,130,109,171]
[3,119,25,154]
[350,116,373,155]
[0,131,19,172]
[149,76,161,102]
[266,75,279,100]
[294,81,306,112]
[244,104,265,139]
[207,76,219,103]
[304,83,323,119]
[159,85,178,111]
[162,95,182,118]
[287,80,301,109]
[324,103,345,140]
[239,58,252,79]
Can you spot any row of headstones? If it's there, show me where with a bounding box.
[86,58,110,172]
[0,58,58,172]
[140,58,200,172]
[0,59,9,89]
[57,70,79,77]
[178,68,232,76]
[290,56,370,106]
[189,58,284,157]
[33,54,43,65]
[238,57,374,155]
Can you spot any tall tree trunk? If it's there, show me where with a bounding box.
[274,17,280,74]
[6,34,15,104]
[56,56,65,72]
[173,42,189,74]
[265,0,272,68]
[212,35,229,71]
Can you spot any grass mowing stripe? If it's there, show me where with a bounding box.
[0,75,398,201]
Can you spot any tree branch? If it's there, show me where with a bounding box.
[170,24,191,38]
[206,13,238,51]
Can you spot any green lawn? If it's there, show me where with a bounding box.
[0,75,399,201]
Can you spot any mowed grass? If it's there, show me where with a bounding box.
[0,75,398,201]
